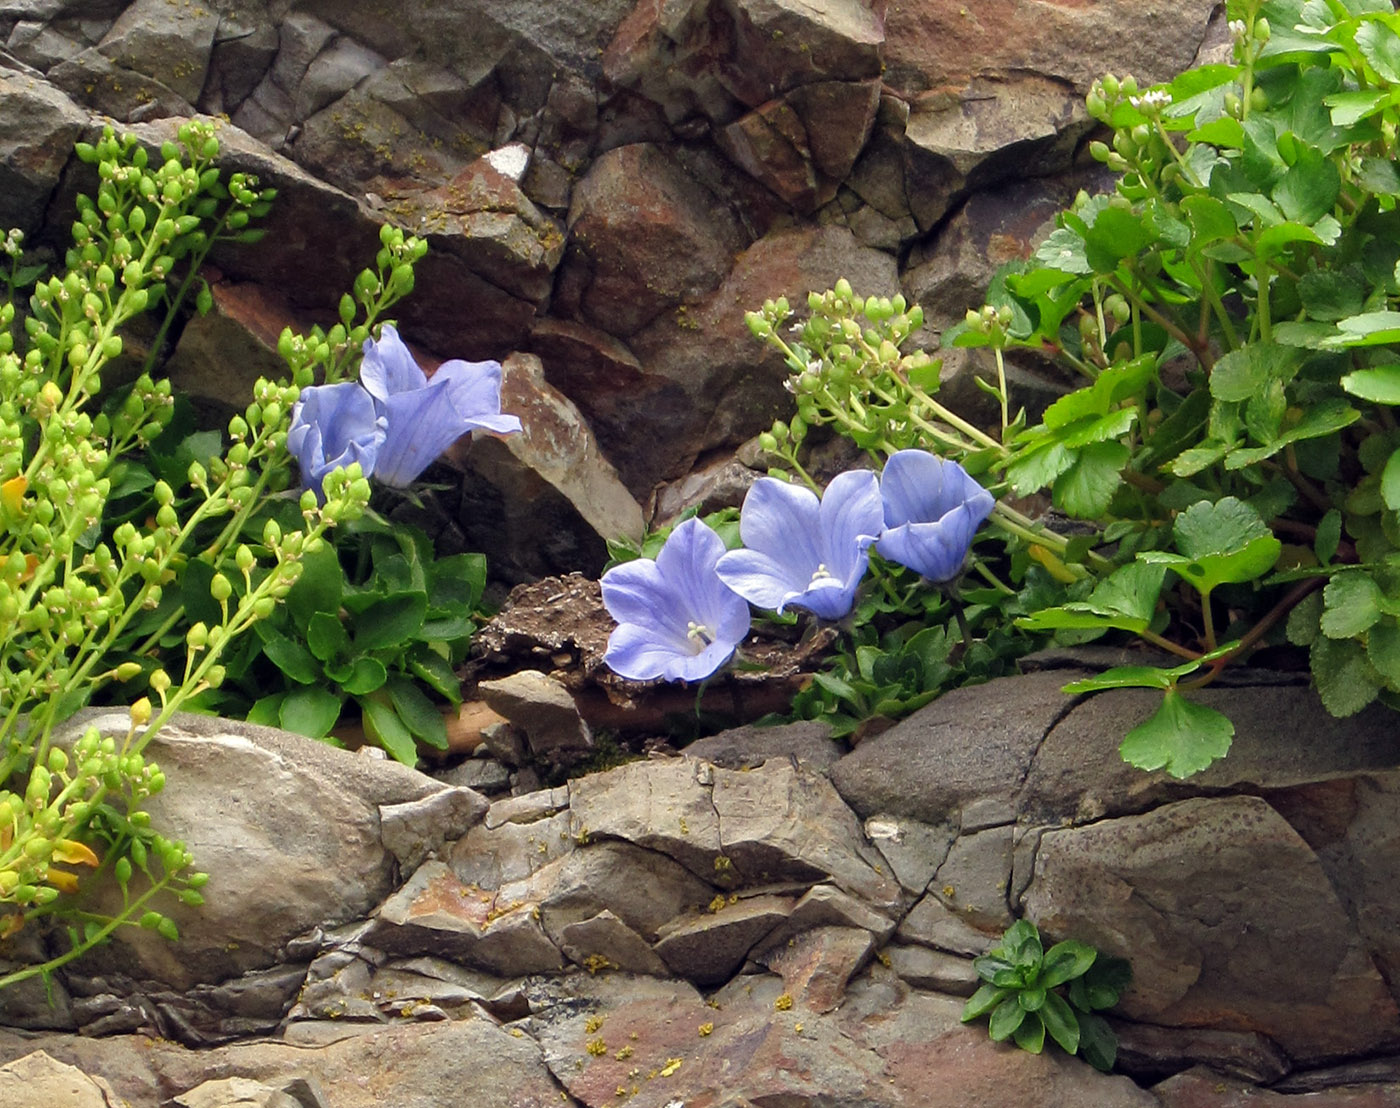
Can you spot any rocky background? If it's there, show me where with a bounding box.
[7,673,1400,1107]
[0,0,1226,583]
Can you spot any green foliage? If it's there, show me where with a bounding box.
[961,920,1131,1072]
[216,517,488,764]
[0,122,373,988]
[747,0,1400,776]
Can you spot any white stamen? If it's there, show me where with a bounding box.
[686,620,714,649]
[810,563,832,583]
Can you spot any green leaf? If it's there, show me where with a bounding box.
[988,996,1028,1042]
[1053,441,1129,519]
[1384,449,1400,512]
[286,541,343,631]
[1084,207,1154,273]
[1209,342,1299,402]
[385,675,449,750]
[1272,144,1339,225]
[1342,365,1400,404]
[1141,496,1282,595]
[1181,194,1239,248]
[1041,941,1098,988]
[1325,88,1390,126]
[246,692,286,726]
[351,591,428,652]
[1018,984,1047,1011]
[1017,562,1168,635]
[1298,266,1366,322]
[1286,588,1324,646]
[1321,571,1384,638]
[1006,441,1075,495]
[255,625,320,684]
[1118,689,1235,778]
[306,611,351,662]
[1012,1011,1046,1054]
[358,694,419,765]
[332,656,388,695]
[1306,513,1339,572]
[1077,1012,1119,1072]
[1311,634,1383,717]
[1358,19,1400,82]
[1040,991,1081,1055]
[1367,618,1400,687]
[407,650,463,704]
[279,685,343,739]
[962,983,1012,1021]
[1063,665,1183,693]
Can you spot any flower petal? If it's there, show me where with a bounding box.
[876,506,979,583]
[816,468,884,579]
[287,382,386,499]
[604,621,694,681]
[881,450,994,530]
[736,478,825,574]
[360,324,427,399]
[714,547,805,612]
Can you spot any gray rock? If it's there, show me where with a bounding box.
[0,69,88,232]
[52,710,449,991]
[832,669,1085,827]
[476,670,592,765]
[557,909,672,976]
[172,1074,328,1108]
[1023,795,1400,1063]
[95,0,220,104]
[883,944,980,997]
[0,1050,116,1107]
[653,893,795,986]
[379,786,489,872]
[367,860,566,975]
[863,812,958,894]
[932,824,1016,931]
[683,719,841,772]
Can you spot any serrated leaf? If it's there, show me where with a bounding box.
[1315,509,1342,565]
[1358,19,1400,82]
[1272,144,1339,225]
[1321,571,1384,638]
[1146,496,1282,594]
[1342,365,1400,404]
[1181,194,1238,248]
[1325,88,1390,127]
[286,542,343,631]
[1053,441,1129,519]
[1118,689,1234,778]
[1286,588,1324,646]
[332,656,388,695]
[1311,634,1383,717]
[1084,206,1154,273]
[1299,266,1366,322]
[1367,618,1400,687]
[1006,440,1075,495]
[1210,342,1299,402]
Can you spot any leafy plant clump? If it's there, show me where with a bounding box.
[961,920,1131,1072]
[736,0,1400,777]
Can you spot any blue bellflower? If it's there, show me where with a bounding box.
[359,324,523,487]
[601,518,751,682]
[287,381,387,501]
[715,470,884,620]
[875,450,995,583]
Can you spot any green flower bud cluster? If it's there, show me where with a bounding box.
[277,222,428,388]
[747,281,964,481]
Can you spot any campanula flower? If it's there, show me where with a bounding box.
[287,381,387,501]
[601,518,751,682]
[359,324,523,487]
[875,450,994,583]
[715,470,883,620]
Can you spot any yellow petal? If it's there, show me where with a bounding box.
[46,868,80,894]
[51,839,99,867]
[0,475,25,516]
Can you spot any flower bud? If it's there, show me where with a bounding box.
[130,698,153,726]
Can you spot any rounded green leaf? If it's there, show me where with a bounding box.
[1040,991,1081,1054]
[988,996,1028,1042]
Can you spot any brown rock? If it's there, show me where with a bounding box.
[653,893,794,985]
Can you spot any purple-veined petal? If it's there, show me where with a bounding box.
[287,382,386,500]
[875,451,994,582]
[735,478,825,576]
[360,324,427,398]
[600,518,749,684]
[714,547,807,611]
[369,358,522,487]
[816,468,884,580]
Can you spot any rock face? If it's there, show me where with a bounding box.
[5,681,1400,1105]
[0,0,1225,565]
